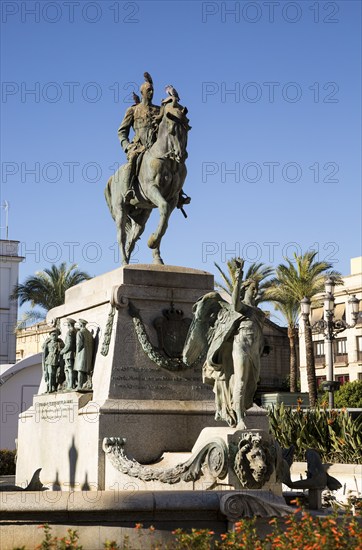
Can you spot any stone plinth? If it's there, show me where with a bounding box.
[16,265,221,489]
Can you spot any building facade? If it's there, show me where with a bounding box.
[16,321,50,361]
[0,240,24,364]
[299,257,362,392]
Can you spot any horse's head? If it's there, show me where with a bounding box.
[159,103,191,162]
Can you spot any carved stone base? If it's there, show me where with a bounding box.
[103,425,283,496]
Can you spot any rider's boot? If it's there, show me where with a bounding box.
[122,158,136,204]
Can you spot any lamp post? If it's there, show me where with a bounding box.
[301,280,360,408]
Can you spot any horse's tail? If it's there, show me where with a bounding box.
[104,176,115,221]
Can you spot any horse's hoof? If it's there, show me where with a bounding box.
[148,234,158,249]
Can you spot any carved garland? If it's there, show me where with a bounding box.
[128,301,203,372]
[103,437,228,485]
[100,306,116,357]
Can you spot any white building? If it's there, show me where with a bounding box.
[0,354,42,450]
[0,240,24,364]
[300,257,362,392]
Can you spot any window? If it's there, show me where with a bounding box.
[335,338,347,355]
[314,341,325,357]
[314,340,325,365]
[316,376,326,388]
[334,338,348,362]
[356,311,362,327]
[358,372,362,380]
[357,336,362,361]
[335,375,349,385]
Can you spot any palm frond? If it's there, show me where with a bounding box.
[11,263,91,312]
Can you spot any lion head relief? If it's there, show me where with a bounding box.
[233,432,274,489]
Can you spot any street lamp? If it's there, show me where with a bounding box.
[325,277,335,296]
[301,283,360,408]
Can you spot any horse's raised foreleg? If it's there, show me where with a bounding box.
[146,186,176,254]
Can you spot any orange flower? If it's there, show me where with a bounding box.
[149,525,155,532]
[135,523,142,529]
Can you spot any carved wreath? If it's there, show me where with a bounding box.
[128,301,204,372]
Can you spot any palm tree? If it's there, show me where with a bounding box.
[11,262,91,317]
[267,251,342,406]
[214,258,274,305]
[265,277,300,393]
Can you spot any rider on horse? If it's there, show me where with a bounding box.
[117,72,190,210]
[117,72,161,204]
[106,72,191,264]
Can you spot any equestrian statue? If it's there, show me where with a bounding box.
[105,72,191,265]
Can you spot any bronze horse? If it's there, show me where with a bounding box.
[105,102,191,265]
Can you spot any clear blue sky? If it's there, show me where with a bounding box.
[1,0,361,322]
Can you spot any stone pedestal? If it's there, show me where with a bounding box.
[16,265,221,489]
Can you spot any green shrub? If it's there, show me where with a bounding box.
[0,449,16,475]
[268,403,362,464]
[334,380,362,408]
